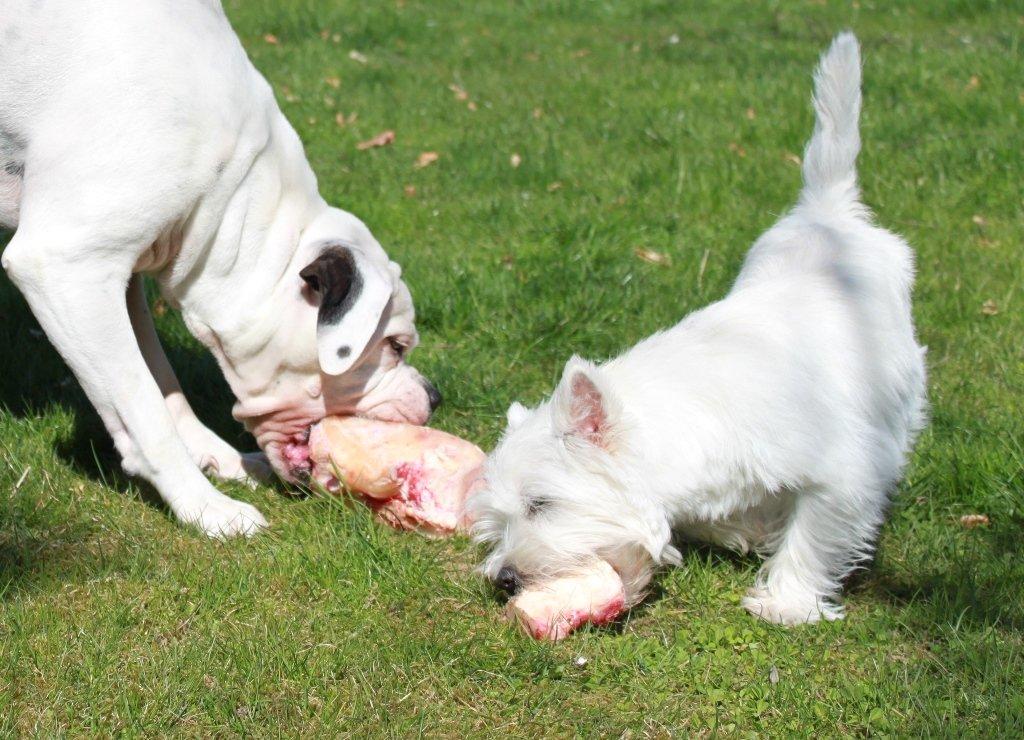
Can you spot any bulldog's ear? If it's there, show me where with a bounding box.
[300,244,392,375]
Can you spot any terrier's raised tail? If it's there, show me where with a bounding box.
[800,32,863,212]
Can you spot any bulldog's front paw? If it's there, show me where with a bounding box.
[172,489,269,539]
[182,426,274,488]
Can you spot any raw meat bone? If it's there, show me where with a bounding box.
[307,416,485,535]
[507,560,626,640]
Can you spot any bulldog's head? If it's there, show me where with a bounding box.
[219,208,439,483]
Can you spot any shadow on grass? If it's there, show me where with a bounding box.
[0,267,261,566]
[857,515,1024,632]
[1,269,247,476]
[622,524,1024,636]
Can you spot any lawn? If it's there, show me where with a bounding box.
[2,0,1022,735]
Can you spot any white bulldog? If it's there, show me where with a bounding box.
[0,0,440,537]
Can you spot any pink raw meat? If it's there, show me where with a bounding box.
[507,560,626,640]
[308,417,485,535]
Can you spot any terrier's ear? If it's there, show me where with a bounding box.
[568,372,606,444]
[506,402,530,429]
[554,357,613,448]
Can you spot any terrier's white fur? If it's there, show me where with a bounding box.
[471,33,927,625]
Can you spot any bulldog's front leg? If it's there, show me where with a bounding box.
[3,236,268,538]
[126,276,274,488]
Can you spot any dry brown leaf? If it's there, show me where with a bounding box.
[281,86,298,103]
[334,112,348,127]
[403,185,417,197]
[972,214,986,226]
[571,49,591,58]
[729,142,747,158]
[415,151,440,169]
[784,152,801,166]
[263,33,279,45]
[320,29,330,41]
[532,107,544,119]
[635,247,670,265]
[547,181,563,192]
[331,33,341,44]
[356,130,396,150]
[510,153,522,168]
[448,84,469,101]
[153,298,167,317]
[965,75,980,90]
[323,96,335,108]
[349,50,368,64]
[746,107,756,120]
[325,76,341,89]
[467,101,478,111]
[960,514,990,528]
[981,299,999,316]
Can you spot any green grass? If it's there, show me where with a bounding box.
[2,0,1022,734]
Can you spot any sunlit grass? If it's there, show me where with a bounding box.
[1,0,1021,734]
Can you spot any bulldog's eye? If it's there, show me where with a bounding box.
[387,337,407,357]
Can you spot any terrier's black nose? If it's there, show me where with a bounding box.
[495,566,522,596]
[422,379,443,413]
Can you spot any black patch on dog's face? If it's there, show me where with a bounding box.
[300,246,364,326]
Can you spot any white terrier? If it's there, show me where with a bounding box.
[471,33,927,625]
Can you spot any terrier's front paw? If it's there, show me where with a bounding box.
[741,587,844,626]
[173,491,268,539]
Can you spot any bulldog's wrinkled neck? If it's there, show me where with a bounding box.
[147,99,330,414]
[165,114,322,336]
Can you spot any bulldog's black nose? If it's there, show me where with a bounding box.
[495,566,522,596]
[422,379,443,413]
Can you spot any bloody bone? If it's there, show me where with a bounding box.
[507,560,626,640]
[307,416,485,535]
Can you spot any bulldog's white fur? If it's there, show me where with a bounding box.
[0,0,436,537]
[472,34,928,625]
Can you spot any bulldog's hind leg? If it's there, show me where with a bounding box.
[3,230,268,538]
[127,275,273,487]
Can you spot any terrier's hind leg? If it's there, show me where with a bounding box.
[741,481,886,625]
